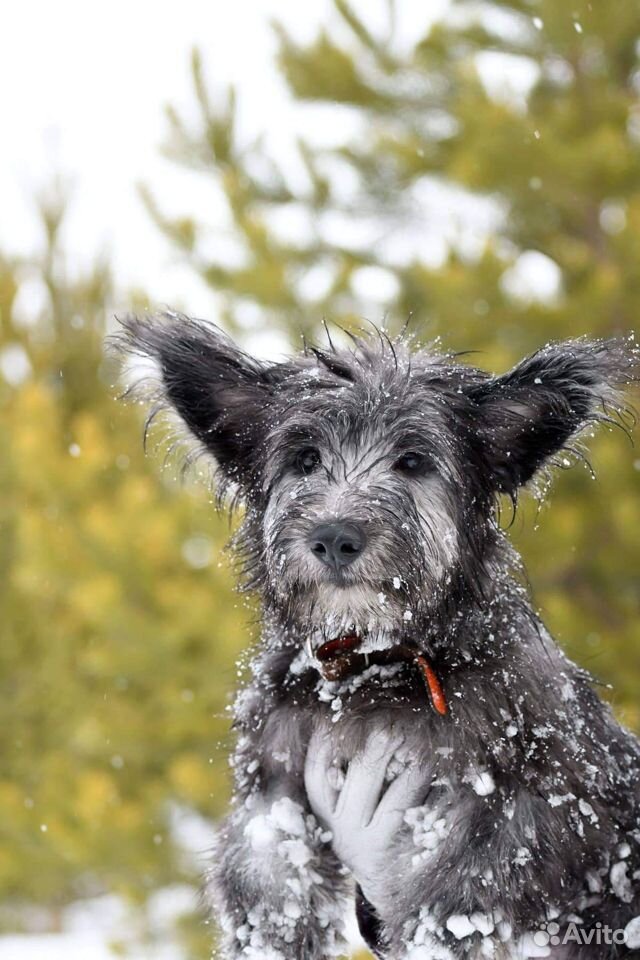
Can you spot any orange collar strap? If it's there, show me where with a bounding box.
[413,653,448,716]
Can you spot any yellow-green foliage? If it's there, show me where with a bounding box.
[0,214,247,949]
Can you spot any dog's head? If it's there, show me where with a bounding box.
[116,314,637,656]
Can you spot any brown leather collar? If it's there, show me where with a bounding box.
[314,635,448,716]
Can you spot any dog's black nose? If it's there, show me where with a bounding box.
[309,522,366,571]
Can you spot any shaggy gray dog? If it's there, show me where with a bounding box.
[116,313,640,959]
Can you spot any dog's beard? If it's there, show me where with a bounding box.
[264,525,447,652]
[273,580,422,654]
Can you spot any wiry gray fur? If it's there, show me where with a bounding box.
[114,312,640,959]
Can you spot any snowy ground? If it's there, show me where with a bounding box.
[0,911,364,960]
[0,893,365,960]
[0,888,197,960]
[0,809,211,959]
[0,791,366,958]
[0,933,146,960]
[0,880,365,959]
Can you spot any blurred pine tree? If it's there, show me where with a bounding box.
[0,186,246,954]
[146,0,640,730]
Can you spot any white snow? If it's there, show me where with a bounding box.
[547,792,575,807]
[578,799,598,824]
[625,916,640,949]
[407,945,455,960]
[243,798,315,880]
[236,796,354,957]
[514,932,552,957]
[283,900,302,920]
[470,913,494,936]
[314,661,405,711]
[467,770,495,796]
[495,919,512,942]
[245,812,279,852]
[446,914,476,939]
[405,804,450,860]
[0,934,120,960]
[288,646,313,676]
[586,870,603,893]
[611,861,634,903]
[514,847,532,866]
[279,838,313,868]
[0,887,198,960]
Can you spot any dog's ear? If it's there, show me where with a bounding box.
[114,313,277,488]
[468,337,638,494]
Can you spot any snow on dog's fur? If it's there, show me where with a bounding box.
[114,313,640,959]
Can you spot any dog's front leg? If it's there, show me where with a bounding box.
[205,781,352,959]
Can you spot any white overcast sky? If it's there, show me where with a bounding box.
[0,0,449,321]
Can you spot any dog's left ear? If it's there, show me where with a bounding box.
[468,337,638,494]
[114,312,279,489]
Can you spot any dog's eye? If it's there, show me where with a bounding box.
[294,447,321,475]
[393,452,429,474]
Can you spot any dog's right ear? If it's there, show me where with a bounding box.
[113,313,276,488]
